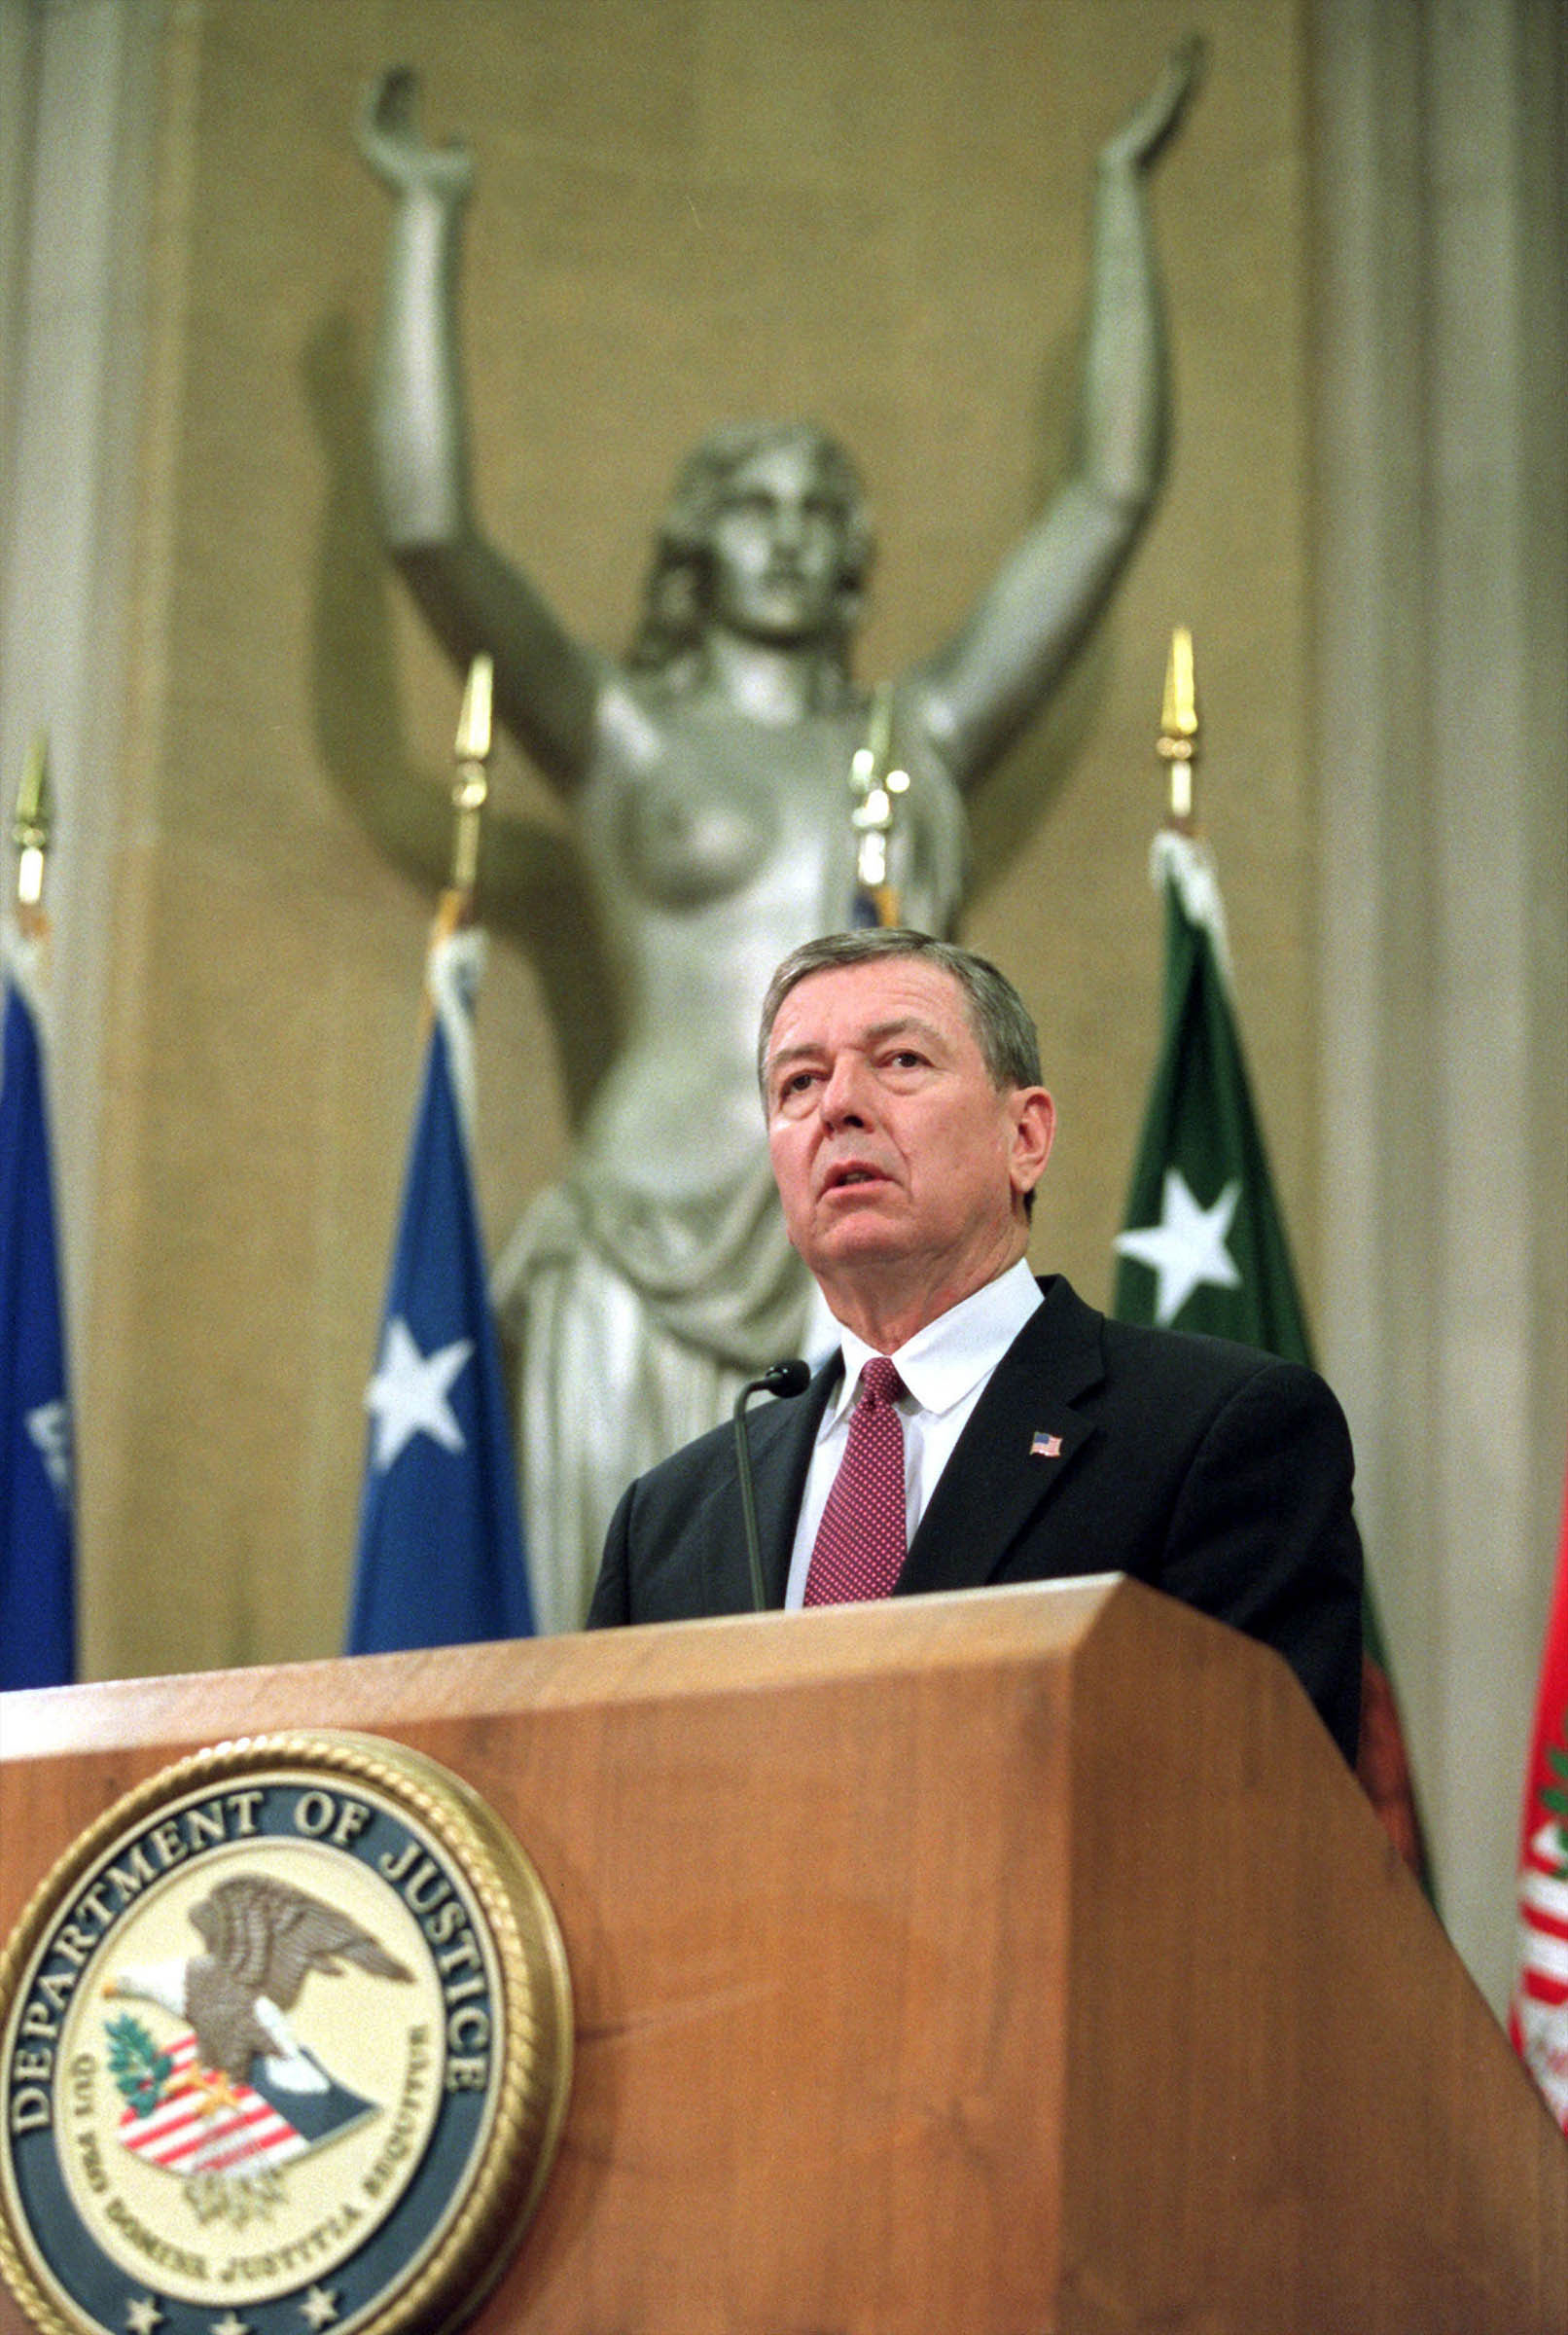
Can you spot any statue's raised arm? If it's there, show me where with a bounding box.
[357,68,603,794]
[903,35,1205,791]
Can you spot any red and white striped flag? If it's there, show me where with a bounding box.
[1510,1451,1568,2128]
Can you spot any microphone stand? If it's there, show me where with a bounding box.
[731,1360,811,1612]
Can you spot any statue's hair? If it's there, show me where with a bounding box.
[756,929,1042,1099]
[626,422,874,675]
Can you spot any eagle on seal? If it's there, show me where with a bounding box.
[107,1873,413,2105]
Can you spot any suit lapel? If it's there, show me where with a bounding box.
[700,1359,840,1613]
[897,1276,1107,1599]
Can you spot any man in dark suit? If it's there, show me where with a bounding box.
[588,931,1362,1765]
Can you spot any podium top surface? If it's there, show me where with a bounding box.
[0,1574,1138,1762]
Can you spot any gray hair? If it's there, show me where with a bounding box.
[756,930,1043,1098]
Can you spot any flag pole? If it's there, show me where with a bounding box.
[11,734,52,942]
[436,652,493,942]
[347,651,533,1655]
[1156,624,1198,833]
[1118,637,1432,1869]
[1147,629,1228,969]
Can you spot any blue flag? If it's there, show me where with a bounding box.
[347,929,532,1652]
[0,952,76,1687]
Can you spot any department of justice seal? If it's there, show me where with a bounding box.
[0,1733,572,2335]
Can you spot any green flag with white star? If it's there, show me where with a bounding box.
[1112,837,1307,1352]
[1114,831,1431,1888]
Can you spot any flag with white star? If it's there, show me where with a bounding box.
[346,928,532,1653]
[1113,830,1430,1889]
[1,933,75,1688]
[1113,834,1307,1350]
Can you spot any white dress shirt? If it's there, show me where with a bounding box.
[783,1257,1045,1608]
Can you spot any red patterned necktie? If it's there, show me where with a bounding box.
[803,1356,908,1605]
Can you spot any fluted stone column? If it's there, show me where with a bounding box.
[1310,0,1568,2013]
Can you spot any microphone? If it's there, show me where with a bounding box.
[732,1359,812,1613]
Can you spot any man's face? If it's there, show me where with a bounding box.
[706,439,848,645]
[764,959,1054,1331]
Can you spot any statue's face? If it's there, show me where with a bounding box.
[705,439,850,646]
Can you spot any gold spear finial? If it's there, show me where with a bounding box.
[1156,625,1198,831]
[450,653,493,900]
[12,734,52,914]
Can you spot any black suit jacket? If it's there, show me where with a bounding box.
[588,1275,1364,1763]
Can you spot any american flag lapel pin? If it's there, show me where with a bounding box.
[1030,1429,1063,1460]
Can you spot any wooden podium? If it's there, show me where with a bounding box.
[3,1576,1565,2332]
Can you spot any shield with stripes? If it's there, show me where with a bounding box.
[108,2021,375,2180]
